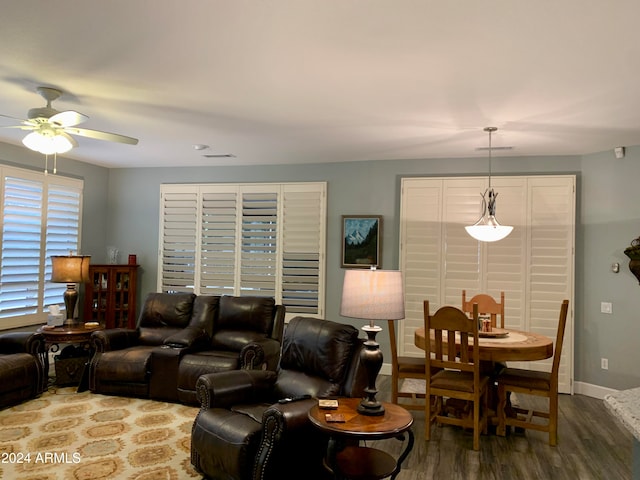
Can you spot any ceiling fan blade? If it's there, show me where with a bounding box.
[64,127,139,145]
[60,131,79,148]
[49,110,88,127]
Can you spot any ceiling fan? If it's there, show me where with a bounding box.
[0,86,138,156]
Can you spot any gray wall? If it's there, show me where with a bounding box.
[3,140,640,392]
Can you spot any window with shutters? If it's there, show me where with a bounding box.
[399,175,575,393]
[0,165,84,329]
[158,182,326,319]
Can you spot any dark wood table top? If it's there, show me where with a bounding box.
[308,397,413,440]
[36,324,103,344]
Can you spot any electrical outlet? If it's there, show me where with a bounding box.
[601,358,609,370]
[601,302,613,314]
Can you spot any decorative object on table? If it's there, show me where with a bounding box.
[47,304,64,327]
[341,215,382,268]
[106,245,119,264]
[340,267,405,415]
[465,127,514,242]
[50,253,91,326]
[623,236,640,284]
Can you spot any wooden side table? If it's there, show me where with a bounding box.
[308,397,414,480]
[37,324,103,388]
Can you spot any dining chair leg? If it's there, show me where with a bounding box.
[496,384,507,437]
[549,391,558,446]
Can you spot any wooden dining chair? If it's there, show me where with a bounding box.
[387,319,428,410]
[462,290,505,329]
[496,299,570,446]
[423,301,490,451]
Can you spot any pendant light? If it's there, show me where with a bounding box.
[465,127,513,242]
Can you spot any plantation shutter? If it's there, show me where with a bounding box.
[43,180,83,309]
[281,184,325,316]
[0,175,44,318]
[0,166,83,327]
[239,187,279,296]
[200,187,238,296]
[158,182,326,319]
[159,187,198,292]
[399,175,574,393]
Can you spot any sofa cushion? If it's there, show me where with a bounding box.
[279,316,359,385]
[177,351,241,392]
[0,353,37,394]
[210,330,268,351]
[217,296,275,334]
[93,346,156,383]
[138,292,195,329]
[190,295,220,336]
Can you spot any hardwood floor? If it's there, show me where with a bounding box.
[369,375,632,479]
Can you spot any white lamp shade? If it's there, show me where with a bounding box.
[23,131,75,155]
[340,269,405,320]
[51,255,91,283]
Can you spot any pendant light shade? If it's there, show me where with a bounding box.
[465,127,513,242]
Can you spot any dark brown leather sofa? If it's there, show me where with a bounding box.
[191,316,367,480]
[89,292,285,404]
[0,331,48,409]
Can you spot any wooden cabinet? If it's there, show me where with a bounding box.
[84,264,139,329]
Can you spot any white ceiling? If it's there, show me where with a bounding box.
[1,1,640,169]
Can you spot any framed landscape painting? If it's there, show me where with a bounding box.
[341,215,382,268]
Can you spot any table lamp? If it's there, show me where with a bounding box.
[51,253,91,327]
[340,267,405,416]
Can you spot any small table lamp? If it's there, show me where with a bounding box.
[340,267,405,416]
[51,254,91,327]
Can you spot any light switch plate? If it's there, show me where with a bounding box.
[601,302,613,314]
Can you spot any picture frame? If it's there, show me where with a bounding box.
[341,215,382,268]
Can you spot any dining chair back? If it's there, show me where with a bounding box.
[423,301,490,451]
[496,299,570,446]
[388,319,427,410]
[462,290,505,328]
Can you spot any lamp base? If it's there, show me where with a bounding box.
[358,323,385,416]
[62,283,79,328]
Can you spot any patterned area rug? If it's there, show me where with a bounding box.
[0,387,201,480]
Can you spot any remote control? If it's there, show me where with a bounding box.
[277,394,311,404]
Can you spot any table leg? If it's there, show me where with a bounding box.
[391,428,414,480]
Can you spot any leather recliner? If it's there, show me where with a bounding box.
[0,331,47,409]
[191,316,367,480]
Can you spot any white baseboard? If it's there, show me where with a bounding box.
[574,381,618,399]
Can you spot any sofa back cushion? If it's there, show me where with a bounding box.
[189,295,220,337]
[277,316,359,389]
[138,293,196,345]
[216,296,275,334]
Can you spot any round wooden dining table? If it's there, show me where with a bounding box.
[413,327,554,363]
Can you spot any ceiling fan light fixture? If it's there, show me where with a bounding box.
[22,130,74,155]
[465,127,513,243]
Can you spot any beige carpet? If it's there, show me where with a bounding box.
[0,387,201,480]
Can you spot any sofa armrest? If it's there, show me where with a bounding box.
[253,398,319,480]
[163,326,209,350]
[91,328,140,352]
[240,338,281,370]
[0,332,43,354]
[196,369,277,409]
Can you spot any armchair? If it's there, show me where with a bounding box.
[191,316,367,480]
[0,331,47,409]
